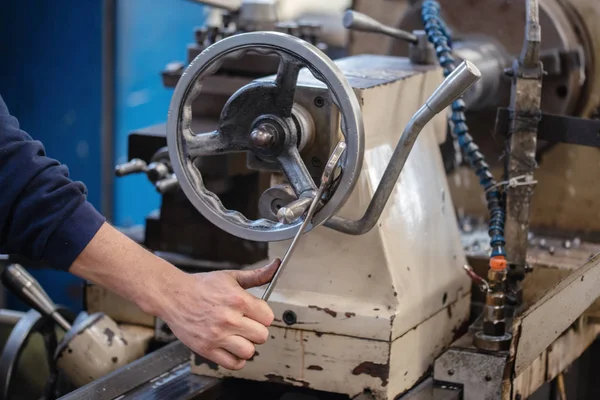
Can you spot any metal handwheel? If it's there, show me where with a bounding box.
[0,308,75,400]
[167,32,364,242]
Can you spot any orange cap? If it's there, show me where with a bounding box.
[490,256,507,271]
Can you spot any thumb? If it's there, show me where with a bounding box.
[230,259,280,289]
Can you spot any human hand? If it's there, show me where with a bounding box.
[155,259,280,370]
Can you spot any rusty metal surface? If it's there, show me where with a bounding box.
[504,0,544,269]
[510,253,600,375]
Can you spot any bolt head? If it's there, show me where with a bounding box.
[250,124,277,148]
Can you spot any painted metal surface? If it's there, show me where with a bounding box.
[85,283,154,327]
[192,55,470,398]
[511,253,600,376]
[193,294,468,398]
[55,314,152,387]
[510,317,600,400]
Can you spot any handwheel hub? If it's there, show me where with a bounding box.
[250,124,278,149]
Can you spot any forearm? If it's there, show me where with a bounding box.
[69,222,182,316]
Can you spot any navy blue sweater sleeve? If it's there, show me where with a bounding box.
[0,95,106,270]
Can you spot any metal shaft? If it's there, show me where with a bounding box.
[262,142,347,301]
[343,10,418,44]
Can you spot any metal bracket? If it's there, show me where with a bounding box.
[494,108,600,148]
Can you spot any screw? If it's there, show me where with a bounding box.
[564,240,571,249]
[282,310,297,326]
[314,96,325,108]
[250,124,277,148]
[311,157,322,168]
[485,375,492,382]
[549,246,556,255]
[448,369,455,376]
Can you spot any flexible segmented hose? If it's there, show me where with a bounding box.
[421,0,507,259]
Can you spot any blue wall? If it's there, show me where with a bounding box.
[113,0,207,227]
[0,0,206,311]
[0,1,103,311]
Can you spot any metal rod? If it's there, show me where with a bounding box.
[343,10,418,44]
[325,60,481,235]
[262,142,346,301]
[520,0,541,68]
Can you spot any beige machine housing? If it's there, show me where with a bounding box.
[190,55,471,399]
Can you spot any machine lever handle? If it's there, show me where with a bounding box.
[326,60,481,235]
[425,60,482,114]
[115,158,148,177]
[1,264,72,330]
[343,10,418,44]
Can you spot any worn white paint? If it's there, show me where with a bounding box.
[193,293,470,398]
[56,316,153,387]
[510,351,546,400]
[512,254,600,375]
[194,55,470,398]
[509,318,600,399]
[545,318,600,380]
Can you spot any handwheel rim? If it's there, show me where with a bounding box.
[167,31,364,242]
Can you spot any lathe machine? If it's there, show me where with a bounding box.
[2,0,600,399]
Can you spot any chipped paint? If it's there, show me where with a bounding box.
[249,351,259,362]
[265,374,286,384]
[307,365,323,371]
[308,305,337,318]
[104,328,115,346]
[194,354,219,371]
[345,312,356,318]
[352,361,390,386]
[190,58,470,399]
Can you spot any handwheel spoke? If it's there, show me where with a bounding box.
[184,130,247,158]
[277,146,317,196]
[275,54,303,117]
